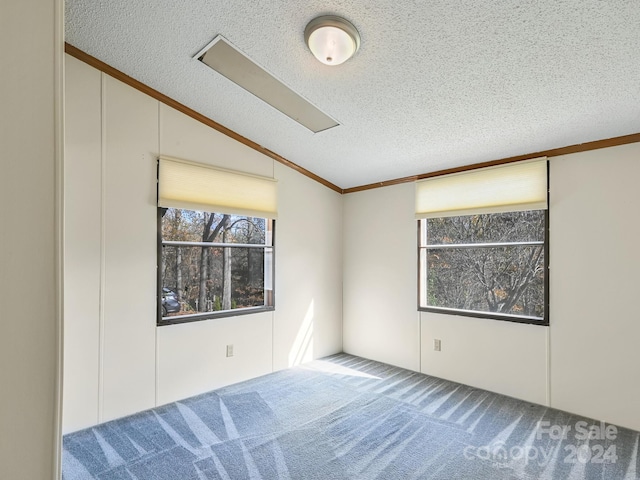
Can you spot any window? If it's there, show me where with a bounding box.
[419,210,547,323]
[415,158,548,324]
[158,207,274,324]
[156,156,278,325]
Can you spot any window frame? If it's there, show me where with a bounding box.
[156,207,275,326]
[417,209,549,326]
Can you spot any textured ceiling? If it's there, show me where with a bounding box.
[65,1,640,189]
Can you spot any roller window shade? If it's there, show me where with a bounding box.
[415,158,548,219]
[158,156,278,218]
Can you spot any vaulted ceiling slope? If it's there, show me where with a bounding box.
[65,1,640,190]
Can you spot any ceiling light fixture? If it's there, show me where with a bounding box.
[305,15,360,66]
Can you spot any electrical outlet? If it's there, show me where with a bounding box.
[434,339,441,352]
[226,344,234,357]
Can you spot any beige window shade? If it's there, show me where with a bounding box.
[415,158,548,219]
[158,156,278,218]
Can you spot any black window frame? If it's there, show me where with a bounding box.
[417,210,549,326]
[157,207,275,326]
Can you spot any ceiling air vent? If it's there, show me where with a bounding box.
[195,36,339,133]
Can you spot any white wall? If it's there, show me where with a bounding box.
[550,143,640,431]
[157,312,273,406]
[63,56,343,433]
[101,75,159,421]
[343,184,420,371]
[64,59,159,428]
[343,143,640,430]
[63,52,640,436]
[420,312,548,405]
[63,55,102,429]
[342,182,547,403]
[0,0,62,478]
[273,162,344,371]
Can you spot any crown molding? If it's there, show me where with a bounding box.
[64,43,343,194]
[343,132,640,194]
[65,43,639,196]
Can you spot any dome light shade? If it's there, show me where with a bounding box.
[305,16,360,66]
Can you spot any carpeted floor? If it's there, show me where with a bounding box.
[62,354,639,479]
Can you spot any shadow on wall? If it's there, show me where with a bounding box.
[289,299,314,366]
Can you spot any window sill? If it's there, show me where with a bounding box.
[158,305,274,326]
[418,306,548,326]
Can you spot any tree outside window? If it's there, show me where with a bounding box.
[159,207,274,324]
[419,210,547,323]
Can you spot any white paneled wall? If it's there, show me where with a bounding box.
[550,144,640,431]
[343,142,640,431]
[420,312,548,405]
[273,162,344,371]
[153,103,277,407]
[342,183,420,372]
[64,52,640,435]
[63,56,343,432]
[159,104,274,177]
[101,76,159,422]
[342,181,547,403]
[63,56,103,431]
[157,312,273,406]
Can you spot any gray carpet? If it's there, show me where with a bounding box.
[62,354,640,479]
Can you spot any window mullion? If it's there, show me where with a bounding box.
[426,241,544,249]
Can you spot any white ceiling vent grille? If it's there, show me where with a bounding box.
[195,36,339,133]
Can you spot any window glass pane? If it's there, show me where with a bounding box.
[426,210,545,245]
[161,245,269,316]
[159,207,273,322]
[162,208,268,245]
[426,245,544,318]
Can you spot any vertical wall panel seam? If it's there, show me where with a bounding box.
[155,101,161,407]
[546,162,552,408]
[340,195,344,354]
[271,157,275,372]
[340,195,347,353]
[418,312,422,373]
[98,73,107,423]
[546,326,551,407]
